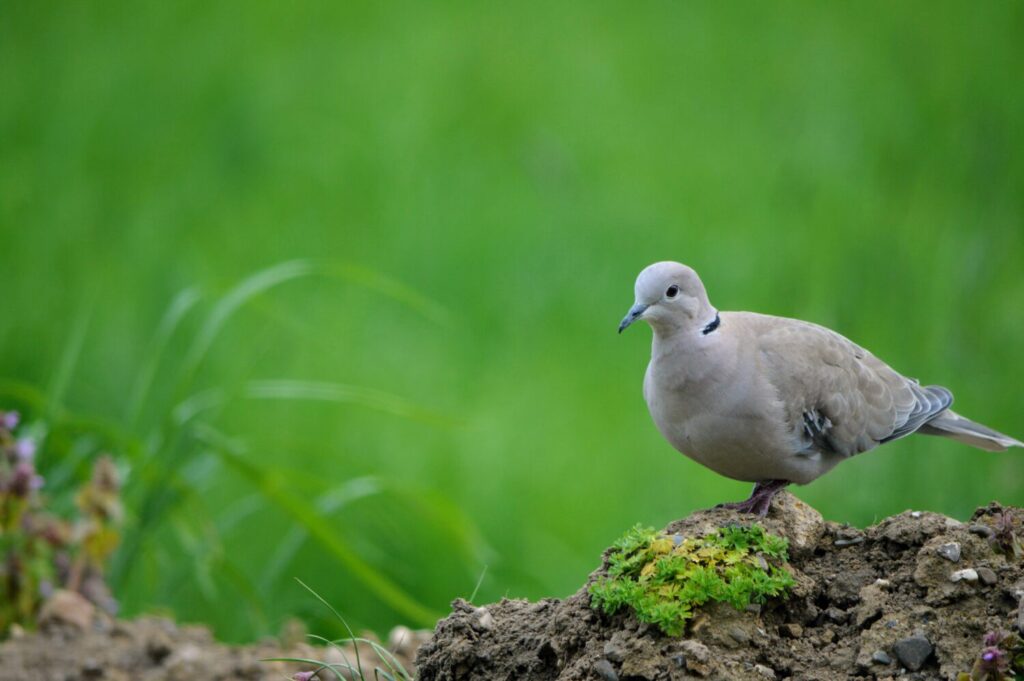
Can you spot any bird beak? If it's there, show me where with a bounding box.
[618,303,649,334]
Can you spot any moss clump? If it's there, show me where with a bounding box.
[588,524,795,636]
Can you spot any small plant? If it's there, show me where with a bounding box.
[264,579,415,681]
[0,409,122,635]
[588,523,795,636]
[957,630,1024,681]
[990,513,1024,561]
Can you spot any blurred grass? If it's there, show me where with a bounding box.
[1,0,1023,641]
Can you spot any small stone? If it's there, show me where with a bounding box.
[911,511,922,518]
[871,650,892,665]
[892,635,933,672]
[969,524,995,539]
[38,590,96,631]
[820,629,836,644]
[603,640,625,664]
[976,567,997,585]
[728,626,750,645]
[825,607,848,623]
[754,664,777,679]
[834,537,865,547]
[950,568,979,583]
[473,606,493,630]
[936,542,961,562]
[593,659,619,681]
[780,623,803,638]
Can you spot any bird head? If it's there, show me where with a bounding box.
[618,261,716,336]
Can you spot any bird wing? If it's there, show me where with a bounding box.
[742,313,952,457]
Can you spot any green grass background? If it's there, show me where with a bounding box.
[2,1,1022,642]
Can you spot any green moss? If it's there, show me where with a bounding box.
[588,524,795,636]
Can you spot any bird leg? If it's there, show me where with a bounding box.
[715,479,789,517]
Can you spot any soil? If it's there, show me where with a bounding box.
[0,605,429,681]
[416,493,1024,681]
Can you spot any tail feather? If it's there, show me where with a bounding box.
[917,410,1024,452]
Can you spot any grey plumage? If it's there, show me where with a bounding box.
[620,261,1022,513]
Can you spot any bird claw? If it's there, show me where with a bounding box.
[714,480,788,517]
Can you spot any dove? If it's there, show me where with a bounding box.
[619,261,1023,516]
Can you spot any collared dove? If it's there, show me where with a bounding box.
[619,261,1023,516]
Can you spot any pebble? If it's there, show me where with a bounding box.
[473,606,494,630]
[968,524,995,539]
[728,626,751,645]
[936,542,961,562]
[976,567,998,585]
[593,659,619,681]
[834,537,865,547]
[871,650,892,665]
[911,511,922,518]
[825,607,848,623]
[780,623,803,639]
[950,568,979,583]
[754,663,777,679]
[892,635,933,672]
[38,590,96,631]
[603,640,625,664]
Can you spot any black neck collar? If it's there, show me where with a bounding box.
[701,312,721,336]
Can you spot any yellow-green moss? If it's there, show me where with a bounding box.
[588,524,795,636]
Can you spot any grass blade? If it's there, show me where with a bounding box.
[182,259,316,381]
[195,425,441,626]
[46,300,92,421]
[244,380,456,427]
[125,286,202,427]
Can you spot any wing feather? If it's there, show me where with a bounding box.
[748,314,951,458]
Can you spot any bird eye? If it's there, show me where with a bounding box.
[666,285,679,299]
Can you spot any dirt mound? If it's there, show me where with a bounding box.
[416,493,1024,681]
[0,602,428,681]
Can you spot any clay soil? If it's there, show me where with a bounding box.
[417,494,1024,681]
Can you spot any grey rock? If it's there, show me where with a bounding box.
[977,567,998,585]
[780,623,803,638]
[825,607,848,623]
[892,635,933,672]
[968,524,995,538]
[603,639,625,663]
[871,650,892,665]
[594,659,619,681]
[754,663,777,679]
[936,542,961,562]
[728,626,751,645]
